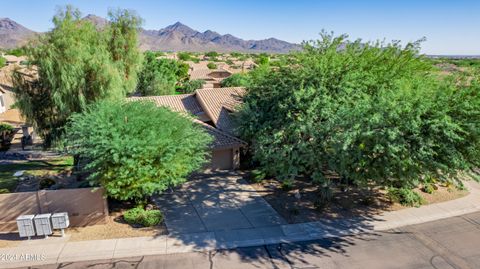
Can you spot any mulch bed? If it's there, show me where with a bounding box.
[249,177,468,224]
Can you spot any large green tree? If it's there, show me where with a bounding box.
[64,100,212,202]
[136,51,181,96]
[237,32,480,189]
[12,6,142,146]
[107,8,143,93]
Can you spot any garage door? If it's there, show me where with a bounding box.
[210,149,233,170]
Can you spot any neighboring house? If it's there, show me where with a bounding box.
[129,87,247,170]
[3,55,27,66]
[0,67,16,113]
[189,69,233,88]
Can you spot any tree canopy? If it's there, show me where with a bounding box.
[136,51,179,96]
[237,32,480,189]
[221,73,251,87]
[64,100,213,201]
[12,6,143,146]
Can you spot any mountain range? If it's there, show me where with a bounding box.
[0,15,300,53]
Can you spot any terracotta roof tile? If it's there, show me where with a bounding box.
[194,119,246,150]
[195,87,245,134]
[128,94,204,115]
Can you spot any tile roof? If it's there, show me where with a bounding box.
[127,93,246,150]
[128,94,204,115]
[189,69,232,81]
[194,119,246,150]
[195,87,246,134]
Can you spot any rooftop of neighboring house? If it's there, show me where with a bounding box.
[128,87,247,150]
[2,55,27,64]
[188,68,232,81]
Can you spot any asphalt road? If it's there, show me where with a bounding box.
[29,212,480,269]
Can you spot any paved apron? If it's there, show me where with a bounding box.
[153,172,287,234]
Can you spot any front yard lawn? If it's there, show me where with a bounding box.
[0,156,73,193]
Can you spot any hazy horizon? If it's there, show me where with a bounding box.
[1,0,479,55]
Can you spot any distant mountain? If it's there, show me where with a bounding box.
[0,18,37,49]
[139,21,300,53]
[0,17,300,53]
[82,14,109,29]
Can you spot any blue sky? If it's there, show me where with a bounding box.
[1,0,479,55]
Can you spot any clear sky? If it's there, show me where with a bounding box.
[1,0,479,55]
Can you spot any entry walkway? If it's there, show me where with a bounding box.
[153,172,287,234]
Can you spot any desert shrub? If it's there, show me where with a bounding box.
[237,32,480,190]
[181,79,204,93]
[177,52,191,61]
[387,187,424,207]
[207,62,217,69]
[64,100,212,202]
[221,73,251,87]
[205,51,219,58]
[124,207,163,227]
[422,183,436,194]
[0,56,6,67]
[0,123,14,133]
[281,179,294,191]
[250,169,266,183]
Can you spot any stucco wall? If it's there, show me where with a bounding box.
[0,188,109,232]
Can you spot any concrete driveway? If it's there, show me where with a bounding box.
[153,172,287,234]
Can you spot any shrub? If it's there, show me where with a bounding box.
[0,56,6,67]
[250,169,266,183]
[205,51,219,58]
[221,73,251,87]
[237,32,480,190]
[422,183,436,194]
[387,187,424,207]
[64,100,212,202]
[177,52,191,61]
[0,123,14,133]
[181,79,204,93]
[39,177,56,189]
[281,179,294,191]
[124,207,163,227]
[207,62,217,69]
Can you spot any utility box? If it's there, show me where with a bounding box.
[51,212,69,237]
[16,215,36,239]
[34,214,52,238]
[51,212,69,229]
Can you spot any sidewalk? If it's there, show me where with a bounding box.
[1,181,479,269]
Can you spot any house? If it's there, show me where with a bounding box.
[189,69,233,88]
[129,87,247,170]
[2,55,27,66]
[0,66,16,113]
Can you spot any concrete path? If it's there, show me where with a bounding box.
[153,172,287,234]
[1,179,479,268]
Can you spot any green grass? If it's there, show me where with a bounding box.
[0,156,73,193]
